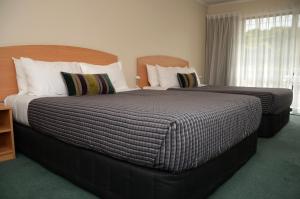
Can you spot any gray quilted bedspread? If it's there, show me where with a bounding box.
[28,90,261,172]
[170,86,292,114]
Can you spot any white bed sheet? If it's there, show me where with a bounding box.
[143,85,207,90]
[4,95,40,126]
[116,87,140,92]
[143,86,168,90]
[4,87,141,126]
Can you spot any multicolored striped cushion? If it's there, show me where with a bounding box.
[177,73,198,88]
[61,72,115,96]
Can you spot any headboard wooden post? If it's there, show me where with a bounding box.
[0,45,118,100]
[137,55,189,88]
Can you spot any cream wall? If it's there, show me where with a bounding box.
[207,0,300,15]
[0,0,207,87]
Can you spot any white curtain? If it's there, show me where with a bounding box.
[230,10,300,114]
[293,13,300,113]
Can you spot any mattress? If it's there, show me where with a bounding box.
[27,90,261,172]
[169,86,293,114]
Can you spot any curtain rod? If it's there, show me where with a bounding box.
[243,8,300,18]
[206,12,239,18]
[207,8,300,18]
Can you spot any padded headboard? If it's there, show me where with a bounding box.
[0,45,118,100]
[137,55,189,88]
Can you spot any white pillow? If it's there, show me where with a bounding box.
[157,65,202,88]
[20,57,82,96]
[157,65,190,88]
[146,64,159,87]
[80,62,128,91]
[13,58,28,95]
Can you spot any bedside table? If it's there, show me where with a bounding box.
[0,103,15,162]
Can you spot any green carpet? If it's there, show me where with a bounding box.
[1,116,300,199]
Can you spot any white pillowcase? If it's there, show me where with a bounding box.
[146,64,160,87]
[13,58,28,95]
[80,62,128,92]
[156,65,202,88]
[156,65,189,88]
[20,57,82,96]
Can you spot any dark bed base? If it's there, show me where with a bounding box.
[257,108,290,138]
[14,123,257,199]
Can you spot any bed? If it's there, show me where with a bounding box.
[137,55,293,138]
[0,45,261,199]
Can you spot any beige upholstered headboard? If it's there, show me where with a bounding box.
[136,55,189,88]
[0,45,118,100]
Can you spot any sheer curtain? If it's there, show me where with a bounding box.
[293,13,300,113]
[229,10,300,114]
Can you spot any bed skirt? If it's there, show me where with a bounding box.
[14,123,257,199]
[258,108,290,138]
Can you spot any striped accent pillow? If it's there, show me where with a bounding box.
[177,73,198,88]
[61,72,115,96]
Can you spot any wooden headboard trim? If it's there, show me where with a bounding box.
[0,45,118,100]
[137,55,189,88]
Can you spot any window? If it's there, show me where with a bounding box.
[232,11,300,113]
[245,15,293,31]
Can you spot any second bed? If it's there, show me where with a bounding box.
[137,55,293,138]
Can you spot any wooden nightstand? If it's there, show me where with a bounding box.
[0,103,15,162]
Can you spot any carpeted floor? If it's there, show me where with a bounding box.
[1,116,300,199]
